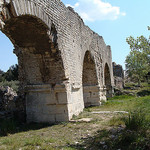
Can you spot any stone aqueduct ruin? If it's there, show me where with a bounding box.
[0,0,114,122]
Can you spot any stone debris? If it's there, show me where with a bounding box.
[0,86,25,120]
[114,111,128,114]
[91,111,128,114]
[70,118,93,123]
[0,86,17,111]
[113,62,124,89]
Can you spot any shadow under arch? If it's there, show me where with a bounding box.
[104,63,112,98]
[82,51,101,107]
[1,15,69,123]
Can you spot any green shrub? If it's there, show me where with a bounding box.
[123,110,148,131]
[112,130,150,150]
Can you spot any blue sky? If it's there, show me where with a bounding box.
[0,0,150,72]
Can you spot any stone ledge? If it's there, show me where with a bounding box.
[25,84,66,93]
[91,111,128,114]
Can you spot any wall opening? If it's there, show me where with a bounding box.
[104,63,112,98]
[82,51,100,107]
[2,15,68,122]
[0,31,17,72]
[3,15,66,87]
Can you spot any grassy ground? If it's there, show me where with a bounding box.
[0,83,150,150]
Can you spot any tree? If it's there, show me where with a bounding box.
[2,64,18,81]
[0,69,4,82]
[0,69,4,75]
[126,36,150,53]
[126,36,150,86]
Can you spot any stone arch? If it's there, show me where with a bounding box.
[104,63,112,98]
[0,0,52,29]
[1,14,69,122]
[0,0,114,122]
[82,51,101,107]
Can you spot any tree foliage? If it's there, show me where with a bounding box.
[126,36,150,54]
[1,64,18,82]
[0,69,4,75]
[126,36,150,85]
[0,69,5,82]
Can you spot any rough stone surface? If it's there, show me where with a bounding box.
[113,62,124,89]
[0,86,17,111]
[0,0,114,123]
[91,111,128,114]
[0,86,26,120]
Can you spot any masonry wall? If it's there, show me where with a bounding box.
[113,62,124,89]
[0,0,114,122]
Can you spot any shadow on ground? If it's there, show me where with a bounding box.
[137,90,150,96]
[0,118,57,137]
[60,127,150,150]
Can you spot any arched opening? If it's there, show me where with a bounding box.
[104,63,112,98]
[0,31,17,72]
[82,51,100,107]
[1,15,68,122]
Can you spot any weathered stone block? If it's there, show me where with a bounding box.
[57,92,67,104]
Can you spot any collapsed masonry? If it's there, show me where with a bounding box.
[0,86,25,120]
[113,62,124,89]
[0,0,114,123]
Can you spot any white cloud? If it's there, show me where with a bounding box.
[66,0,126,22]
[74,2,80,8]
[66,4,74,8]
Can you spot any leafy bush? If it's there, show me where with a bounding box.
[123,110,148,131]
[112,130,150,150]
